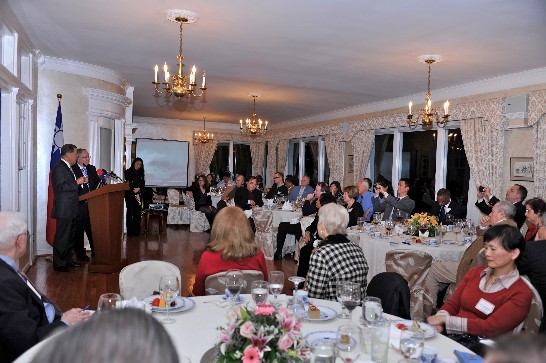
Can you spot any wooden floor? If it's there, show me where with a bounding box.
[26,220,298,311]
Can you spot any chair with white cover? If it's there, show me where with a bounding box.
[204,270,264,295]
[514,276,543,334]
[166,188,190,225]
[183,193,210,232]
[294,215,315,263]
[385,250,433,320]
[252,208,277,260]
[119,260,181,300]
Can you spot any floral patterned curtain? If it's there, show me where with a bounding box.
[324,134,343,184]
[459,117,506,197]
[350,131,375,183]
[249,141,265,177]
[194,139,218,175]
[528,89,546,197]
[277,139,289,176]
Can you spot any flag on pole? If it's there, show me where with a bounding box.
[46,100,64,246]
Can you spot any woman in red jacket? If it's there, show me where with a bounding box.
[192,207,268,296]
[427,224,532,353]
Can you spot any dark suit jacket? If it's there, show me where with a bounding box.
[0,259,65,362]
[71,163,99,197]
[265,183,288,199]
[234,188,263,210]
[372,195,415,221]
[430,200,463,224]
[475,197,526,229]
[51,160,79,219]
[191,185,213,209]
[517,239,546,333]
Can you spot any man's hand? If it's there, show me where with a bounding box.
[133,187,140,193]
[304,232,311,243]
[476,187,485,199]
[62,308,91,325]
[306,193,314,201]
[76,177,85,185]
[480,215,492,227]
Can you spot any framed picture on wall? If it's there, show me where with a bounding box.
[510,157,533,181]
[347,155,354,174]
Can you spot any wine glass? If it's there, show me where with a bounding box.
[335,324,363,363]
[336,279,350,319]
[340,281,361,322]
[453,221,463,244]
[225,269,244,306]
[286,294,306,320]
[400,329,425,359]
[288,275,305,295]
[385,220,395,236]
[362,296,382,326]
[445,213,455,225]
[394,209,405,224]
[97,293,122,312]
[373,212,382,225]
[407,224,417,237]
[251,280,269,306]
[269,271,284,306]
[159,275,180,324]
[356,217,365,231]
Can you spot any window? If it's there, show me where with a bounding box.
[210,142,230,178]
[288,141,300,177]
[287,138,328,185]
[209,141,252,179]
[373,134,394,181]
[446,128,470,206]
[234,143,251,177]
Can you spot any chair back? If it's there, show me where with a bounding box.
[252,208,275,259]
[253,208,273,233]
[366,272,411,319]
[119,261,181,300]
[204,270,265,295]
[167,188,180,205]
[514,276,543,334]
[385,250,433,320]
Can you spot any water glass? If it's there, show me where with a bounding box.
[159,275,180,324]
[286,295,306,320]
[97,293,122,312]
[362,296,382,325]
[373,212,382,224]
[357,217,365,230]
[371,319,390,363]
[400,329,425,359]
[251,280,269,305]
[269,271,284,305]
[335,324,363,363]
[311,339,335,363]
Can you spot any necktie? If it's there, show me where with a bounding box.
[440,206,446,223]
[81,166,89,188]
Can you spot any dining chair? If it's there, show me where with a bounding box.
[366,271,411,320]
[252,208,276,260]
[385,250,433,320]
[515,276,543,334]
[183,192,210,232]
[166,188,190,225]
[204,270,264,295]
[119,260,181,300]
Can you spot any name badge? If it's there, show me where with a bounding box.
[475,298,495,315]
[26,280,42,301]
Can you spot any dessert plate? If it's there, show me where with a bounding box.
[302,305,337,321]
[142,295,192,313]
[393,319,437,339]
[305,330,337,347]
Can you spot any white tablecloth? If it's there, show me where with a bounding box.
[211,195,221,208]
[271,209,302,227]
[347,230,469,281]
[15,295,472,363]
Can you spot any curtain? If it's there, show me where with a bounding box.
[528,90,546,197]
[350,131,375,183]
[249,141,265,177]
[324,134,344,185]
[277,140,289,176]
[265,140,279,186]
[459,117,505,197]
[194,139,219,175]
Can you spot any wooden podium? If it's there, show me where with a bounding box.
[80,183,129,273]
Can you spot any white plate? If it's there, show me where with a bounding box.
[392,320,437,339]
[173,297,196,313]
[305,330,337,347]
[142,295,185,312]
[302,305,337,321]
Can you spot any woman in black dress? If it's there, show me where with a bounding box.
[343,185,364,227]
[125,158,145,236]
[191,174,217,225]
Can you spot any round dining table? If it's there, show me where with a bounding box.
[15,295,473,363]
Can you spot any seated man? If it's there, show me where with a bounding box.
[216,174,245,211]
[424,201,518,311]
[475,184,527,229]
[284,175,296,196]
[265,172,288,199]
[355,179,374,221]
[0,212,89,362]
[430,188,463,224]
[372,178,415,221]
[288,175,313,202]
[234,176,263,210]
[216,171,236,189]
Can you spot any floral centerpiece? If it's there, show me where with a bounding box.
[216,304,308,363]
[407,212,439,237]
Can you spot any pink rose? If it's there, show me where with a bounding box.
[277,334,294,351]
[242,345,261,363]
[255,305,276,316]
[240,321,256,338]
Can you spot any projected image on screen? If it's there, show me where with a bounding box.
[135,139,189,187]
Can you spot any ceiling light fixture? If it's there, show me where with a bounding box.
[407,55,449,129]
[240,93,268,136]
[153,10,206,100]
[194,117,213,144]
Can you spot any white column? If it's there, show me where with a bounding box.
[392,130,402,185]
[435,128,448,194]
[0,89,19,210]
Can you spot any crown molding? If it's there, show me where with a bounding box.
[41,56,130,89]
[83,88,132,120]
[276,66,546,128]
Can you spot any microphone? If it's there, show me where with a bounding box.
[96,168,107,182]
[97,169,123,181]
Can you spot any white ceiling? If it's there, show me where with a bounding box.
[9,0,546,127]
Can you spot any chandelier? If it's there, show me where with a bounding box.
[407,55,449,129]
[152,10,206,100]
[194,117,213,144]
[240,94,268,136]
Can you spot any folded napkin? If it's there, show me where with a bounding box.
[454,350,483,363]
[281,201,293,211]
[244,209,253,218]
[116,297,152,313]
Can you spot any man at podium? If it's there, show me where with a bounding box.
[71,148,99,261]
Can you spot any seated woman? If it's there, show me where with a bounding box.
[306,203,369,301]
[191,174,217,225]
[523,197,545,241]
[343,185,364,227]
[427,224,532,351]
[329,181,343,203]
[192,207,268,296]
